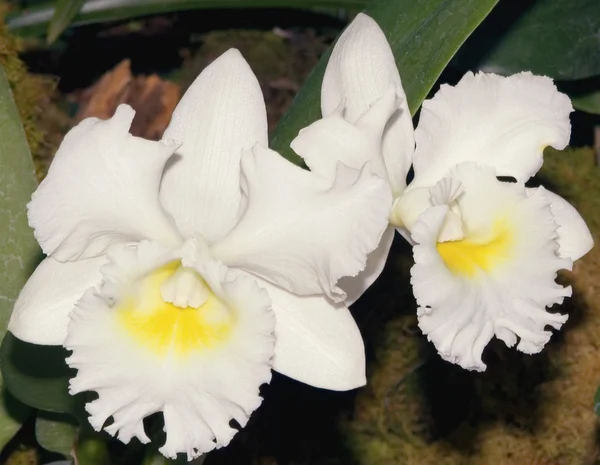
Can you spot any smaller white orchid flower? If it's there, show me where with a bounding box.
[8,49,392,459]
[291,14,593,371]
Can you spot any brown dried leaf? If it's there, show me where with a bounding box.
[75,59,179,140]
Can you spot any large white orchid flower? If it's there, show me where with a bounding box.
[8,49,392,459]
[291,14,593,371]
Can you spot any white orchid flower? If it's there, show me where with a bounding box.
[8,49,393,459]
[291,14,593,371]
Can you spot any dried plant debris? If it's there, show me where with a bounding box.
[73,59,180,141]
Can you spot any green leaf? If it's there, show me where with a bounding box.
[47,0,86,44]
[8,0,368,37]
[1,332,89,418]
[0,65,39,447]
[270,0,500,163]
[453,0,600,80]
[571,89,600,115]
[36,411,78,457]
[595,385,600,417]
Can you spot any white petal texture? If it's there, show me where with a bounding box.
[211,145,392,303]
[411,164,572,371]
[160,49,268,243]
[535,187,593,261]
[65,241,275,460]
[291,88,397,182]
[338,226,395,306]
[28,105,182,261]
[319,13,414,193]
[409,72,573,190]
[248,276,366,390]
[8,256,106,345]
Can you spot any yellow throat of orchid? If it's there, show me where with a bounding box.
[436,219,513,277]
[117,262,234,357]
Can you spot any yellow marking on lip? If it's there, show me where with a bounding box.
[117,262,233,357]
[436,219,513,277]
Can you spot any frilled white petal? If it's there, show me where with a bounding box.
[411,163,572,371]
[29,105,182,261]
[534,187,593,261]
[410,72,573,189]
[320,13,414,193]
[339,226,395,306]
[160,49,268,243]
[211,145,392,303]
[65,240,275,460]
[291,87,397,183]
[245,275,365,390]
[8,256,105,345]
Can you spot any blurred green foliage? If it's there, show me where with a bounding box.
[571,89,600,115]
[454,0,600,80]
[35,412,77,457]
[46,0,85,43]
[8,0,368,39]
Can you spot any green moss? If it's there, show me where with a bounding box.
[4,446,37,465]
[0,5,55,180]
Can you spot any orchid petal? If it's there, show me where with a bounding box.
[8,256,105,345]
[211,145,392,303]
[534,187,593,261]
[320,13,414,193]
[28,105,181,261]
[160,49,268,243]
[410,72,573,189]
[291,87,397,183]
[339,226,395,306]
[250,276,365,390]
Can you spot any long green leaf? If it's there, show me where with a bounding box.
[8,0,368,37]
[270,0,500,163]
[0,65,38,449]
[47,0,87,44]
[0,65,83,435]
[453,0,600,81]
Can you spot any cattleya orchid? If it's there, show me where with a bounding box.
[8,50,393,459]
[292,14,594,371]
